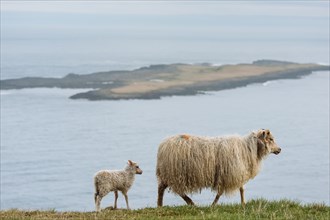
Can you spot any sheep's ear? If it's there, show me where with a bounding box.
[128,160,133,166]
[257,138,265,149]
[265,129,271,136]
[258,129,266,140]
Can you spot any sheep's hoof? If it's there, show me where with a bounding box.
[104,206,115,210]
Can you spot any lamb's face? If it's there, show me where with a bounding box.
[128,160,143,175]
[135,165,143,175]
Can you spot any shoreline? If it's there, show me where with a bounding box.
[69,67,329,101]
[1,60,329,101]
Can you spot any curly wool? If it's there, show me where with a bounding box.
[94,160,142,211]
[94,167,136,197]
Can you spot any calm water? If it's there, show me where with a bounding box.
[1,71,329,211]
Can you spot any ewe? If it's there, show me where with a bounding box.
[156,129,281,207]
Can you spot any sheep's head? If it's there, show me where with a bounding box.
[256,129,281,158]
[128,160,143,175]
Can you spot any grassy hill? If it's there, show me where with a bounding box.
[1,199,329,220]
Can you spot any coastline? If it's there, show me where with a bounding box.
[69,66,330,100]
[1,60,329,101]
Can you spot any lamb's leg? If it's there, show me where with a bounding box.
[239,186,245,207]
[122,191,130,210]
[211,189,224,206]
[95,194,102,212]
[157,182,168,207]
[180,194,195,206]
[114,191,118,209]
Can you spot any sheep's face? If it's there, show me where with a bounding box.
[257,129,281,157]
[128,160,143,175]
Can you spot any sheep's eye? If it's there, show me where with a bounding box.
[136,166,139,168]
[270,138,274,141]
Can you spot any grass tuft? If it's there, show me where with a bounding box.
[1,199,329,220]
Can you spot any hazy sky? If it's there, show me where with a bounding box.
[1,1,329,68]
[2,1,328,39]
[2,1,329,16]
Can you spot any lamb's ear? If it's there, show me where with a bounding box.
[128,160,133,166]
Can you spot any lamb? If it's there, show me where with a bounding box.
[94,160,143,211]
[156,129,281,207]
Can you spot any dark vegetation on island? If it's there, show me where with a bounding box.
[1,60,329,101]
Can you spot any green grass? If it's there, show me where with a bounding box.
[1,199,329,220]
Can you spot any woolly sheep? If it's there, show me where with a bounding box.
[94,160,143,211]
[156,129,281,207]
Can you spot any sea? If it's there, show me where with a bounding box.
[1,69,329,211]
[1,1,330,211]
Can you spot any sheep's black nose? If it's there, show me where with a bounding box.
[274,148,281,155]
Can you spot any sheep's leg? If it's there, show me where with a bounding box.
[114,191,118,209]
[211,189,224,206]
[239,186,245,207]
[180,194,195,206]
[157,182,168,207]
[95,194,102,212]
[122,191,130,210]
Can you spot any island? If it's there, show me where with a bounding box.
[1,60,329,100]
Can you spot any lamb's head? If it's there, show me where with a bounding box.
[256,129,281,158]
[126,160,143,175]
